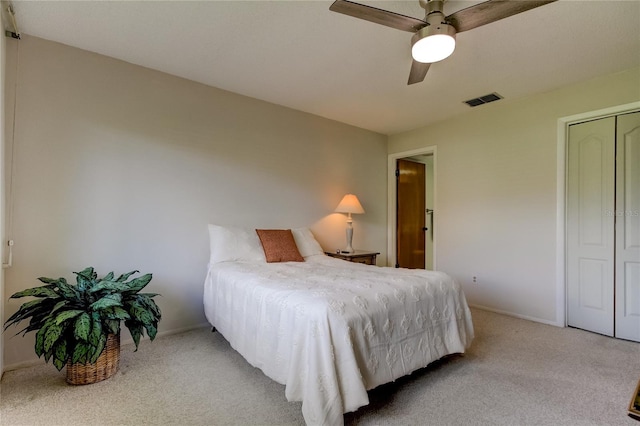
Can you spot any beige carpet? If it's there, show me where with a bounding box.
[1,308,639,425]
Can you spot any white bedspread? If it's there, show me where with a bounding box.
[203,255,474,425]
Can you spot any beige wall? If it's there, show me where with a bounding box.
[389,66,640,324]
[2,36,387,369]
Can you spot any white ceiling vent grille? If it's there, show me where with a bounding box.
[464,92,503,107]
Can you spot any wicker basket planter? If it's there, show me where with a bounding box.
[66,333,120,385]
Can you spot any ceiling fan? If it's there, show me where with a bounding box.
[329,0,557,85]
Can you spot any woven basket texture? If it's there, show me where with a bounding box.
[66,333,120,385]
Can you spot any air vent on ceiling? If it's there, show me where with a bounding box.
[464,92,503,107]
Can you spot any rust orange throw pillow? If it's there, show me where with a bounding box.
[256,229,305,263]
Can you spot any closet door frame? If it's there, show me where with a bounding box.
[556,101,640,328]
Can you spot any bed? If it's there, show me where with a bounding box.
[203,225,474,425]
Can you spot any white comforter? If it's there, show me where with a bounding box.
[203,255,474,425]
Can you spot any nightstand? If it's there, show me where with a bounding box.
[325,250,380,265]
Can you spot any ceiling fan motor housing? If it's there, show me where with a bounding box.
[420,0,445,16]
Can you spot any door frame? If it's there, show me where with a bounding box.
[387,146,437,268]
[556,101,640,328]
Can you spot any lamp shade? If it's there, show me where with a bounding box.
[335,194,365,214]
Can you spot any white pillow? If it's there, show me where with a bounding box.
[208,224,266,264]
[291,228,324,258]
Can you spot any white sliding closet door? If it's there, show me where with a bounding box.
[615,112,640,341]
[567,117,615,336]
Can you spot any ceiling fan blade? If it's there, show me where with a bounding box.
[447,0,557,33]
[330,0,427,33]
[408,60,431,85]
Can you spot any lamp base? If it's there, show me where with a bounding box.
[344,222,354,254]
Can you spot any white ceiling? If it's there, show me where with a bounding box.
[8,0,640,135]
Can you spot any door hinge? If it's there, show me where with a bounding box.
[395,169,399,177]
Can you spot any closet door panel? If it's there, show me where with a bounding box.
[615,111,640,342]
[567,117,615,336]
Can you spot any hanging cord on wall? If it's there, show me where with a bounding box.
[3,34,20,269]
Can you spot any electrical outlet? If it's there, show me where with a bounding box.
[472,276,477,283]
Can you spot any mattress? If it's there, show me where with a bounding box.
[203,254,474,425]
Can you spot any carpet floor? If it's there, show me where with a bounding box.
[1,308,639,425]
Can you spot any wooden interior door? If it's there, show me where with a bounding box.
[397,159,425,269]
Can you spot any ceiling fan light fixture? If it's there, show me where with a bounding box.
[411,23,456,63]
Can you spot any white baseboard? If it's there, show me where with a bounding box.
[469,304,564,328]
[3,322,211,373]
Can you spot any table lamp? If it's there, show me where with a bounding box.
[334,194,365,254]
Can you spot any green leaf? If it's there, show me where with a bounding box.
[88,313,103,346]
[115,270,139,282]
[16,298,47,310]
[104,306,130,321]
[53,356,65,371]
[144,322,158,341]
[37,277,60,285]
[43,323,63,353]
[76,267,95,278]
[74,267,95,291]
[44,347,53,363]
[72,342,90,364]
[128,301,154,325]
[50,300,69,314]
[137,295,162,319]
[90,294,123,311]
[18,319,47,337]
[126,321,143,350]
[10,286,58,299]
[124,274,152,293]
[54,339,68,361]
[4,298,49,329]
[89,334,107,364]
[88,280,131,294]
[54,309,84,325]
[74,313,91,341]
[35,325,47,357]
[55,279,80,300]
[105,319,120,334]
[20,310,53,338]
[101,272,114,282]
[28,310,53,329]
[54,339,68,370]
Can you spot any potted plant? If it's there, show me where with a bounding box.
[4,267,161,384]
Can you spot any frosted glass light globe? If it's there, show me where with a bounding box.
[411,23,457,64]
[412,33,456,63]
